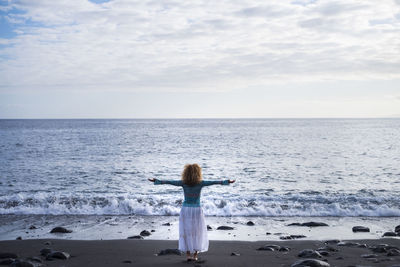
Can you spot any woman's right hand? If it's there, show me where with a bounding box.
[148,178,155,182]
[228,179,236,183]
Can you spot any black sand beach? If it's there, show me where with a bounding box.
[1,238,400,267]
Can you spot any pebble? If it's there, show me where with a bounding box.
[352,226,370,232]
[29,225,37,230]
[291,259,330,267]
[395,225,400,233]
[324,240,340,244]
[288,222,328,227]
[257,244,281,251]
[207,225,212,230]
[50,226,72,233]
[317,246,338,252]
[387,249,400,256]
[122,260,132,263]
[162,223,171,226]
[47,251,70,260]
[231,252,240,256]
[217,226,234,230]
[246,221,255,226]
[298,249,322,258]
[16,237,22,240]
[337,241,360,247]
[140,230,151,236]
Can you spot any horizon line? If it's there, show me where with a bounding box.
[0,117,399,120]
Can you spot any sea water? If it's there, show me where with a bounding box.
[1,119,399,218]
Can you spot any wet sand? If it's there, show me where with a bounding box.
[1,238,400,267]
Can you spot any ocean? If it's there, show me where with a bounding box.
[1,118,399,218]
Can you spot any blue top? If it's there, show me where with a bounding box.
[154,179,230,207]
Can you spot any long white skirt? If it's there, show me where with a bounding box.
[179,206,209,253]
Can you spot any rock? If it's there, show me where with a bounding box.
[10,259,35,267]
[291,234,306,239]
[257,244,281,251]
[361,254,378,258]
[291,259,330,267]
[46,251,70,260]
[387,249,400,256]
[207,225,212,230]
[150,230,155,232]
[280,236,292,240]
[298,249,322,258]
[317,246,338,252]
[383,232,397,237]
[29,225,37,230]
[335,256,344,260]
[127,235,143,239]
[50,226,72,233]
[279,246,291,252]
[288,222,328,227]
[122,260,132,263]
[357,244,368,248]
[0,258,15,265]
[157,249,182,256]
[324,239,340,244]
[352,226,370,232]
[369,244,393,253]
[140,230,151,236]
[16,237,22,240]
[217,226,234,230]
[319,251,330,256]
[246,221,255,226]
[231,252,240,256]
[40,248,53,256]
[0,253,18,259]
[44,241,51,245]
[395,225,400,233]
[266,232,271,235]
[337,241,360,247]
[162,222,171,226]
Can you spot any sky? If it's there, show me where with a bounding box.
[0,0,399,118]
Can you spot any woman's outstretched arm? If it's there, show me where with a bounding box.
[148,178,183,186]
[202,179,235,186]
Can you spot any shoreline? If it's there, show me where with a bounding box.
[1,238,400,266]
[1,214,399,241]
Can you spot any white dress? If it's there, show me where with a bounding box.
[179,206,208,252]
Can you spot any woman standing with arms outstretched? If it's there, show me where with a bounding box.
[148,163,235,261]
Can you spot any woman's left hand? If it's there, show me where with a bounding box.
[228,179,236,183]
[148,178,155,182]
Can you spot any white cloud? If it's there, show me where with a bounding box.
[0,0,399,92]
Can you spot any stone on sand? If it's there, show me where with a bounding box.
[291,259,330,267]
[140,230,151,237]
[352,226,370,232]
[298,249,322,258]
[217,226,234,230]
[288,222,328,227]
[50,227,72,233]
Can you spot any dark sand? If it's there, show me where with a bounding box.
[1,238,400,266]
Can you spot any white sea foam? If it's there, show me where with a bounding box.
[1,192,400,217]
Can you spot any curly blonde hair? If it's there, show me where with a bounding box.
[182,163,203,186]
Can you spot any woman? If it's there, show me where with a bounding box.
[148,163,235,261]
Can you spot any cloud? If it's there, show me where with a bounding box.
[0,0,399,93]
